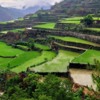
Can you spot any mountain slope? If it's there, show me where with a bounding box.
[50,0,100,16]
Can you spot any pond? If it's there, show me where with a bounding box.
[69,68,96,90]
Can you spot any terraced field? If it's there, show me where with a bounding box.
[0,28,25,34]
[72,49,100,65]
[1,51,40,70]
[86,28,100,32]
[34,22,56,29]
[11,51,56,73]
[32,50,79,72]
[0,20,14,24]
[60,16,100,24]
[49,35,99,46]
[0,42,40,70]
[0,42,24,56]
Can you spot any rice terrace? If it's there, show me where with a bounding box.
[0,0,100,99]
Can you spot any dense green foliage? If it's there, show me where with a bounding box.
[81,15,94,26]
[0,73,96,100]
[92,60,100,91]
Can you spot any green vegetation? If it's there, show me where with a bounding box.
[60,16,100,24]
[60,17,82,24]
[72,50,100,65]
[0,20,14,24]
[86,28,100,32]
[34,43,50,50]
[48,35,99,46]
[1,51,40,70]
[60,20,80,24]
[0,42,24,56]
[11,51,56,73]
[31,14,38,18]
[17,18,24,21]
[0,22,8,24]
[92,60,100,91]
[0,73,96,100]
[34,22,56,29]
[0,42,41,71]
[0,28,25,34]
[0,30,8,34]
[33,50,79,72]
[81,15,93,26]
[9,28,25,33]
[61,17,83,21]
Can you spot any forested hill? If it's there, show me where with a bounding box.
[50,0,100,16]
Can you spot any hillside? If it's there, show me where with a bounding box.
[50,0,100,16]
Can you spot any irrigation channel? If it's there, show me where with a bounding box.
[69,68,96,90]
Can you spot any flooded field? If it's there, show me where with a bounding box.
[70,68,97,90]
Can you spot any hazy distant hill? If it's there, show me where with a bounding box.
[0,4,51,22]
[23,4,51,15]
[0,6,24,21]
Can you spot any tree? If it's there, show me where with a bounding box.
[81,15,94,26]
[92,60,100,91]
[28,38,35,50]
[33,74,73,100]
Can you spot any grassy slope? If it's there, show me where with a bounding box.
[49,35,99,46]
[33,50,79,72]
[72,50,100,65]
[11,51,56,73]
[34,23,56,29]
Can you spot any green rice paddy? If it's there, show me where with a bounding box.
[0,42,24,56]
[86,28,100,32]
[11,51,56,73]
[60,16,100,24]
[0,42,40,70]
[34,22,56,29]
[72,49,100,65]
[32,50,79,72]
[34,43,50,50]
[0,28,25,34]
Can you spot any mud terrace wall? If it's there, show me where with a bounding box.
[27,29,100,44]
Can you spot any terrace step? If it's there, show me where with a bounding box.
[53,42,86,52]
